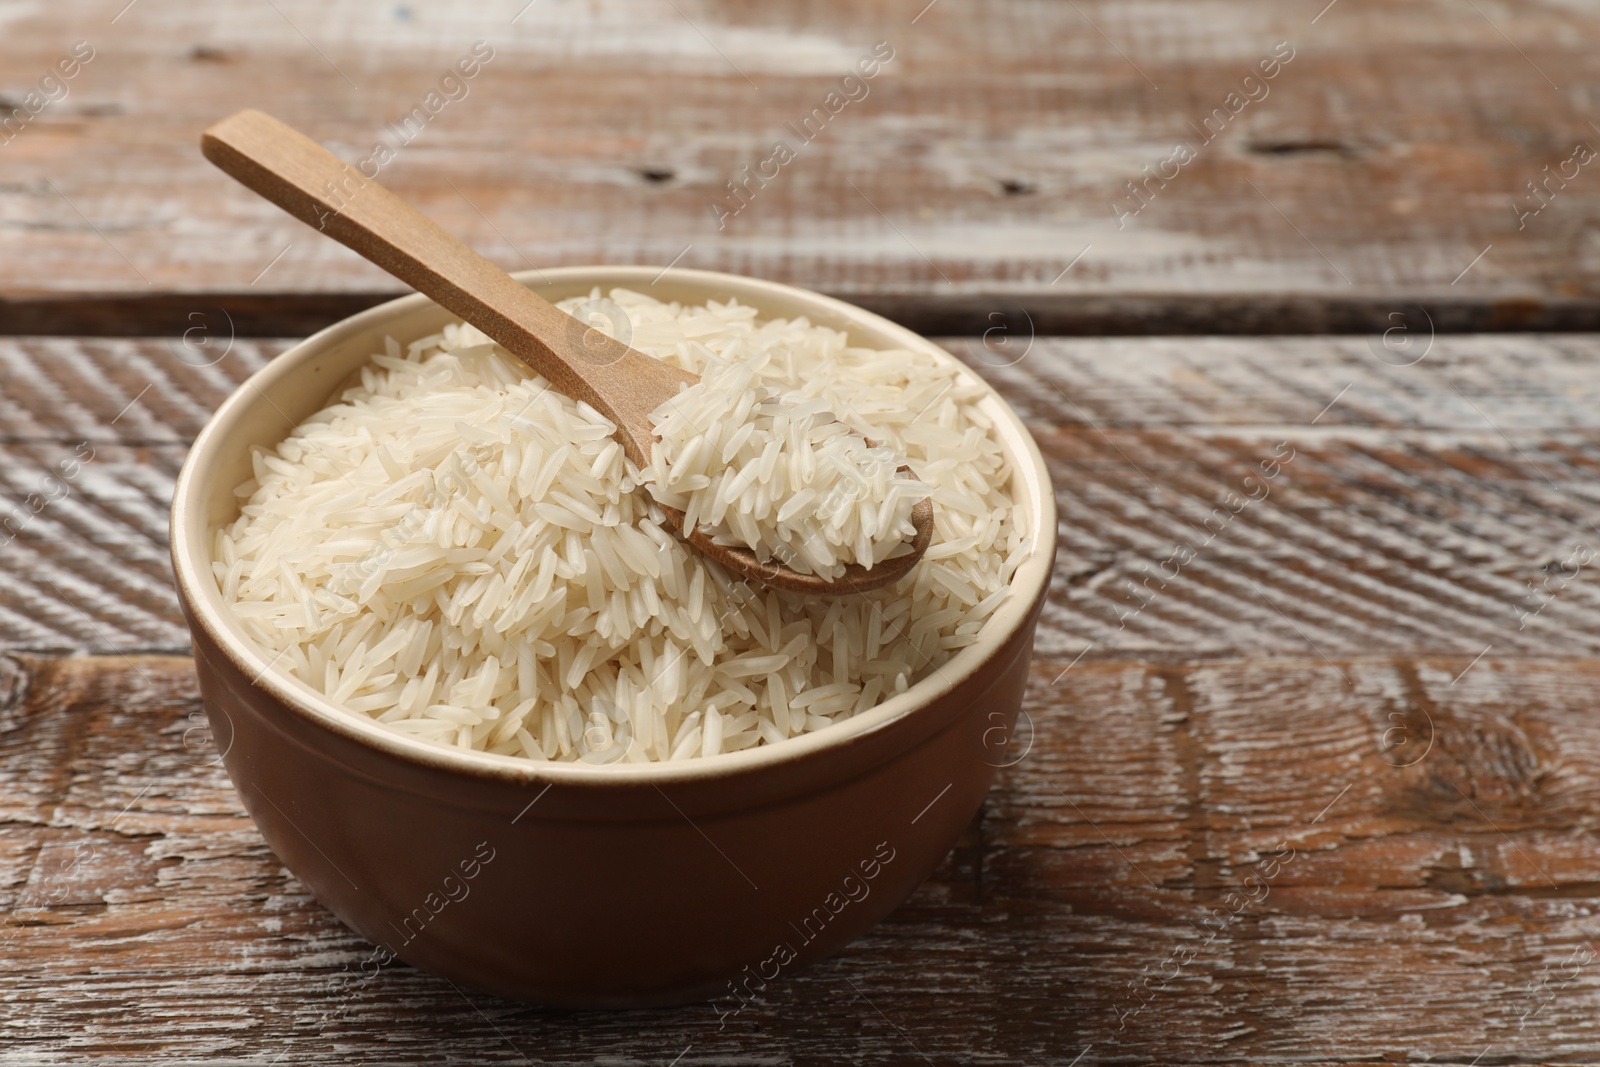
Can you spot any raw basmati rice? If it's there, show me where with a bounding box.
[644,359,932,580]
[214,288,1027,764]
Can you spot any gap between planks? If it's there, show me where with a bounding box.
[4,291,1600,339]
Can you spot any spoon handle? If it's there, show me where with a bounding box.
[200,109,690,465]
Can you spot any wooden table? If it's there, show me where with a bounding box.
[6,2,1600,1064]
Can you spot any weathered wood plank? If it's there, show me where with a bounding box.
[8,334,1600,1057]
[1,0,1598,334]
[6,334,1600,661]
[5,653,1600,1063]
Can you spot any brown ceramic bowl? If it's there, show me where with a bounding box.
[169,266,1057,1008]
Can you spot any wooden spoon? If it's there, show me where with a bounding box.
[200,109,932,595]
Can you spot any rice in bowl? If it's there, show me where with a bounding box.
[213,288,1026,764]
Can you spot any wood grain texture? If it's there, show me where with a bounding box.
[6,652,1600,1063]
[8,334,1600,1060]
[0,338,281,653]
[7,333,1600,658]
[2,0,1599,334]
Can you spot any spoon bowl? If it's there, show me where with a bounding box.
[658,460,934,596]
[200,109,932,594]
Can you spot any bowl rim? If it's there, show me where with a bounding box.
[170,266,1057,788]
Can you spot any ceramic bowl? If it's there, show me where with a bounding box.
[169,266,1057,1008]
